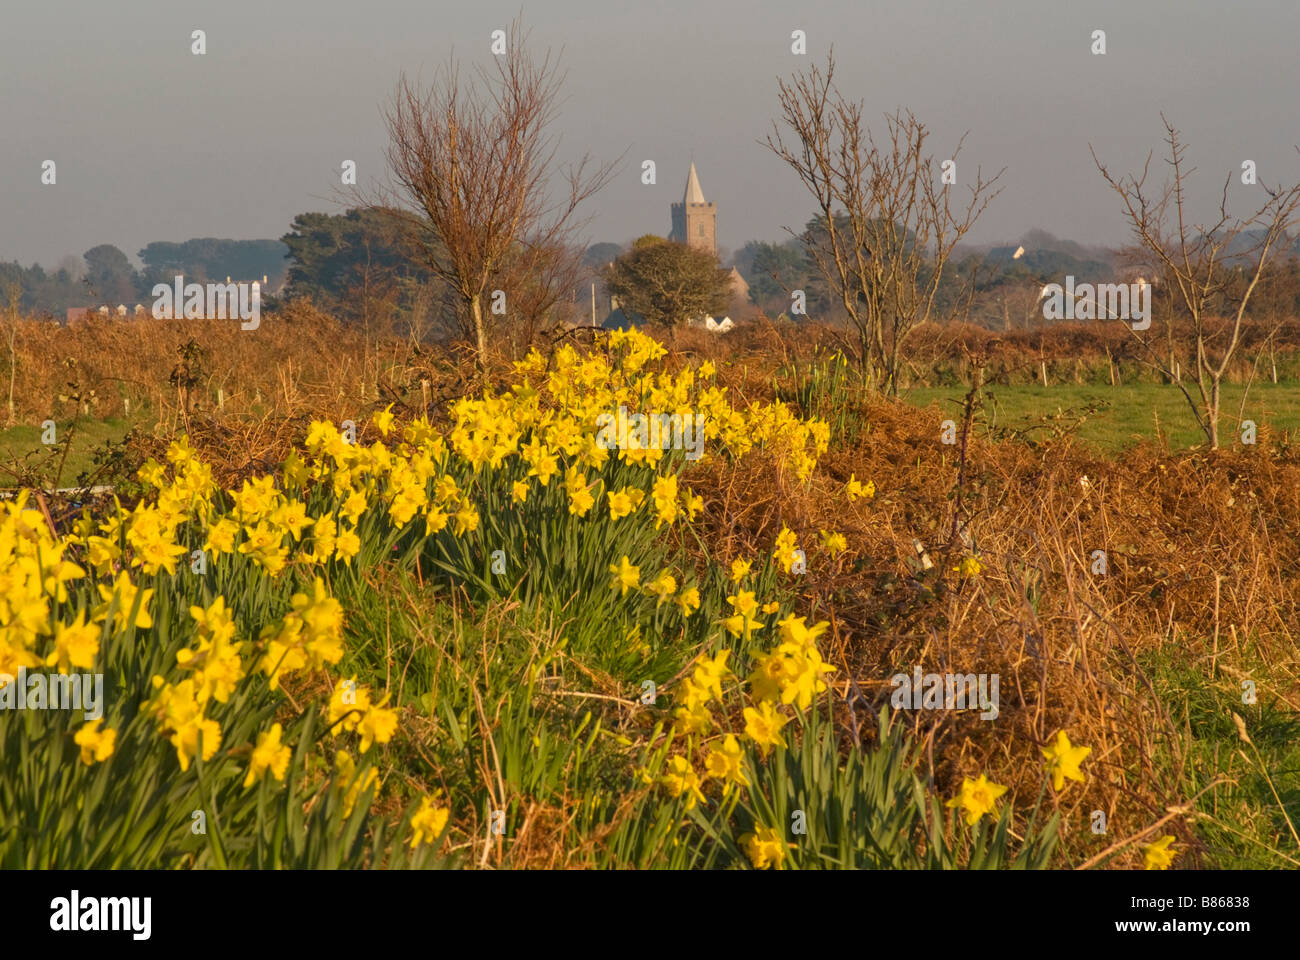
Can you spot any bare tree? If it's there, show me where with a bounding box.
[381,16,613,368]
[765,51,1003,395]
[1093,116,1300,448]
[3,281,20,427]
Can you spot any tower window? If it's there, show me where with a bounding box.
[698,224,705,237]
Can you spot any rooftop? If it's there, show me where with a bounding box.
[683,162,706,205]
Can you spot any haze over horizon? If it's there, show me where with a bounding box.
[3,0,1296,269]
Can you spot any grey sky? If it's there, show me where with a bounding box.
[2,0,1296,268]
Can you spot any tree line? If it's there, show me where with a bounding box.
[1,239,289,316]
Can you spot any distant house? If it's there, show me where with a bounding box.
[726,267,749,306]
[601,296,641,330]
[65,303,147,325]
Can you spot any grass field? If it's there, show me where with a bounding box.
[901,381,1300,451]
[0,417,140,489]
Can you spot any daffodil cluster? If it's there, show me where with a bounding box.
[654,553,838,868]
[3,329,832,860]
[0,493,89,679]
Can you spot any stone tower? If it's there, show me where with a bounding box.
[670,163,717,256]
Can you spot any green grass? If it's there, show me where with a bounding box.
[1142,647,1300,869]
[901,381,1300,452]
[0,416,140,489]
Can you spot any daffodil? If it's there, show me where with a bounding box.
[259,620,308,690]
[743,701,789,757]
[660,755,706,810]
[946,774,1007,826]
[358,700,398,753]
[673,698,712,736]
[691,649,731,701]
[727,590,758,620]
[170,714,222,772]
[328,676,372,734]
[564,467,595,516]
[1042,730,1091,791]
[845,474,875,501]
[527,449,560,486]
[409,795,451,848]
[423,505,449,535]
[74,719,116,766]
[372,403,396,437]
[272,499,312,540]
[203,517,239,555]
[775,614,830,649]
[340,488,368,524]
[684,490,703,522]
[1142,835,1177,870]
[647,570,677,606]
[453,500,480,535]
[92,572,154,631]
[773,525,800,573]
[739,824,787,869]
[820,529,847,557]
[177,597,245,704]
[244,723,292,788]
[703,734,750,792]
[609,555,640,596]
[606,488,634,520]
[334,750,378,818]
[778,645,836,711]
[334,525,361,564]
[45,612,100,673]
[651,474,678,527]
[308,514,337,561]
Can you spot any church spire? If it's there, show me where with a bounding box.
[683,162,705,204]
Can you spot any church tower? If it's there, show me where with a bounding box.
[670,163,717,257]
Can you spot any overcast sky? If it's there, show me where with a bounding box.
[2,0,1296,268]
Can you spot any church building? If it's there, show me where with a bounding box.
[599,162,748,329]
[670,163,717,256]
